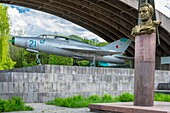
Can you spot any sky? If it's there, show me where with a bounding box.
[155,0,170,17]
[7,4,104,41]
[5,0,170,42]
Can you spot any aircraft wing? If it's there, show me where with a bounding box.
[115,55,134,59]
[60,47,123,55]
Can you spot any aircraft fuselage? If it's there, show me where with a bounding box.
[13,36,126,64]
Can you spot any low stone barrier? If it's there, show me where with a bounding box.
[0,65,169,102]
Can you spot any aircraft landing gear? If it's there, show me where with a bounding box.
[36,54,41,65]
[89,54,96,67]
[73,58,78,66]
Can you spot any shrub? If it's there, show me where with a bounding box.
[115,93,133,102]
[101,94,114,102]
[46,93,170,108]
[0,97,33,112]
[47,95,89,108]
[88,94,102,103]
[154,93,170,102]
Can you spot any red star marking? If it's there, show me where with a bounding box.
[116,45,119,48]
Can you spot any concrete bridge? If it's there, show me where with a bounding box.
[0,0,170,70]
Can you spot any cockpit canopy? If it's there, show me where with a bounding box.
[38,34,83,42]
[38,34,68,39]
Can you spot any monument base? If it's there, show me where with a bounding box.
[88,102,170,113]
[134,33,156,106]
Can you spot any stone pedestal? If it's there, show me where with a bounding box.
[134,33,156,106]
[89,102,170,113]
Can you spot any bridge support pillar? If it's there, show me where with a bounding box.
[134,33,156,106]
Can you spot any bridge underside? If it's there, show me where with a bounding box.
[0,0,170,70]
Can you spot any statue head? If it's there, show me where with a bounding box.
[139,3,154,22]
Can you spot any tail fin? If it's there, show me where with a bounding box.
[101,38,132,52]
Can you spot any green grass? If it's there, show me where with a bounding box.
[0,97,33,112]
[46,93,170,108]
[46,93,134,108]
[154,93,170,102]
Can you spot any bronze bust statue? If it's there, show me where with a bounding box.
[131,3,161,37]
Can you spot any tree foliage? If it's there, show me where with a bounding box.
[9,44,74,68]
[0,4,15,70]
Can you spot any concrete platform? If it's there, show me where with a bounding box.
[88,102,170,113]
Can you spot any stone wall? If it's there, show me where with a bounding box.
[0,65,170,102]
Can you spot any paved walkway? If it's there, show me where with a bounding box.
[4,103,97,113]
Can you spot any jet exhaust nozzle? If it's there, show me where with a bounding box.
[9,37,15,45]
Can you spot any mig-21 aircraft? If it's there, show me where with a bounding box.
[10,34,133,66]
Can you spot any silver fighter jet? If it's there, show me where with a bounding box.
[10,34,133,66]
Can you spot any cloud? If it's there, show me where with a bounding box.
[7,5,105,42]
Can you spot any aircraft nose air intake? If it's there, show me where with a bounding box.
[9,37,15,45]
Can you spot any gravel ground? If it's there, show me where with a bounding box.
[4,103,97,113]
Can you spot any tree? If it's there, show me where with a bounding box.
[0,4,15,70]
